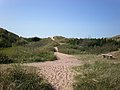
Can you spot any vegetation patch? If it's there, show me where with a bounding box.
[0,53,13,64]
[0,37,58,63]
[0,64,53,90]
[73,55,120,90]
[0,46,56,63]
[59,38,120,54]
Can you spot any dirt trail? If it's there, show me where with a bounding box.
[25,52,82,90]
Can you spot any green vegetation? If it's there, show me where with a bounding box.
[53,36,69,44]
[58,44,81,54]
[67,37,120,90]
[0,28,42,48]
[58,38,120,54]
[0,53,13,64]
[73,54,120,90]
[1,27,120,90]
[14,37,28,46]
[0,41,57,63]
[25,37,41,42]
[0,28,58,63]
[0,28,19,47]
[0,64,53,90]
[1,28,120,61]
[0,28,56,89]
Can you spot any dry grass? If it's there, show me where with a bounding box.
[0,64,53,90]
[73,52,120,90]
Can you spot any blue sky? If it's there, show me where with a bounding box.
[0,0,120,38]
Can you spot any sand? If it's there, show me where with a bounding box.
[25,52,82,90]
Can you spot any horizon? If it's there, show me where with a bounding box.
[0,0,120,38]
[1,27,119,39]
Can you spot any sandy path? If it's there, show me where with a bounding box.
[25,52,82,90]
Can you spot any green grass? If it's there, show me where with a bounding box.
[73,54,120,90]
[0,53,13,64]
[58,44,85,54]
[58,43,119,55]
[0,37,59,64]
[0,45,56,63]
[74,54,109,63]
[0,64,54,90]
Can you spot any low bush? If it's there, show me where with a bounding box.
[74,61,120,90]
[59,48,80,54]
[32,51,57,62]
[0,46,56,63]
[58,43,119,55]
[0,64,53,90]
[0,53,13,64]
[58,44,86,54]
[60,38,120,55]
[14,38,28,46]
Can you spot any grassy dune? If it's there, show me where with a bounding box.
[73,52,120,90]
[0,38,58,64]
[0,64,53,90]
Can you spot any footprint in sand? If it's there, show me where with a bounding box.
[25,52,82,90]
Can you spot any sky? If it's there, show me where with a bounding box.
[0,0,120,38]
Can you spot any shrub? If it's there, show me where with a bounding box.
[0,28,19,48]
[64,38,120,55]
[58,44,86,54]
[33,51,57,62]
[0,46,57,63]
[0,64,53,90]
[26,37,41,42]
[74,61,120,90]
[0,53,13,64]
[15,38,28,46]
